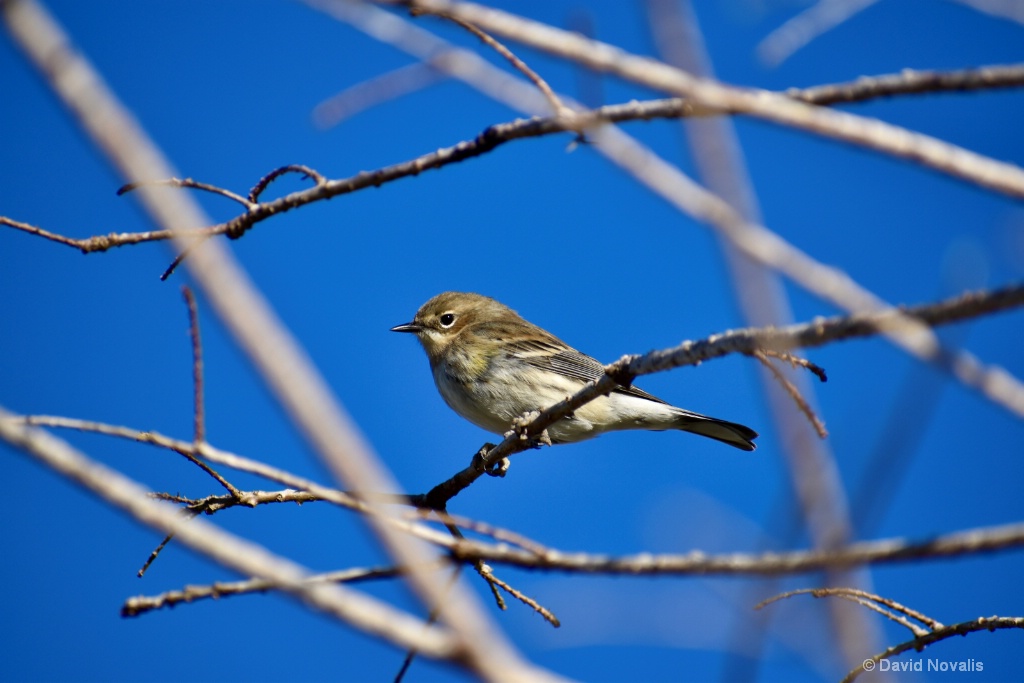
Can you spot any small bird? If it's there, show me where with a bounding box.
[392,292,757,451]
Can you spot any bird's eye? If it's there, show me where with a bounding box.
[439,312,456,328]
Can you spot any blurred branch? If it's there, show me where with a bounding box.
[2,1,541,677]
[0,408,458,658]
[7,61,1024,260]
[326,4,1024,432]
[8,10,1020,420]
[390,0,1024,200]
[7,412,1024,576]
[9,414,472,549]
[947,0,1024,26]
[646,0,871,672]
[12,263,1022,572]
[313,60,447,128]
[757,0,880,66]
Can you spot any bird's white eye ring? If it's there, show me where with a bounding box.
[439,312,456,328]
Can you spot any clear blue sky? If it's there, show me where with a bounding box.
[2,1,1023,681]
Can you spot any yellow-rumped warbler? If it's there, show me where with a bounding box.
[391,292,757,450]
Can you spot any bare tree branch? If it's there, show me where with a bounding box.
[312,2,1024,431]
[0,407,458,658]
[445,520,1024,575]
[412,6,570,116]
[389,0,1024,199]
[842,615,1024,683]
[8,61,1024,258]
[947,0,1024,26]
[757,0,881,66]
[123,564,409,617]
[757,587,943,637]
[790,63,1024,105]
[2,2,552,678]
[411,283,1024,510]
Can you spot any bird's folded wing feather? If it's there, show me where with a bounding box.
[509,338,669,405]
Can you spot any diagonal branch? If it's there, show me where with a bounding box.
[0,407,458,658]
[388,0,1024,199]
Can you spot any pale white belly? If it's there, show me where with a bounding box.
[432,361,681,443]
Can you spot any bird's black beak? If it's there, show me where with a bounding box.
[390,322,422,333]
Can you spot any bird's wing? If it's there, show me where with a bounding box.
[508,337,669,405]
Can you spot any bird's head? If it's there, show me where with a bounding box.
[390,291,518,362]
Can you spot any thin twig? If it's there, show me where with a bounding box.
[767,587,942,630]
[842,616,1024,683]
[247,164,326,204]
[0,406,457,657]
[0,215,199,252]
[160,236,210,280]
[123,563,410,616]
[117,177,254,208]
[441,520,1024,576]
[5,413,1024,576]
[175,288,242,498]
[436,517,507,611]
[9,61,1020,258]
[758,349,828,383]
[756,587,940,637]
[475,566,561,628]
[171,444,243,498]
[412,7,570,116]
[136,288,240,574]
[393,565,464,683]
[425,509,551,557]
[752,351,829,439]
[137,523,192,578]
[791,63,1024,105]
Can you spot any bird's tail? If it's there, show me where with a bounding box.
[673,409,758,451]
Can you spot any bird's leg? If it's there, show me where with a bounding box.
[510,411,552,449]
[486,456,510,477]
[471,442,509,478]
